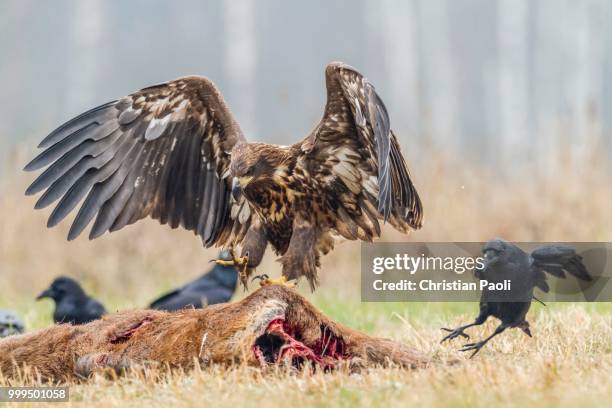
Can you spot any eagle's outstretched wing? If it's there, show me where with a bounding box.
[301,62,422,240]
[24,76,251,246]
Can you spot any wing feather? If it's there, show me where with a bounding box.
[25,76,251,247]
[302,62,423,240]
[531,245,592,282]
[28,130,123,199]
[35,101,119,151]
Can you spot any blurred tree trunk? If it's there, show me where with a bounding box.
[417,0,458,150]
[66,0,106,113]
[378,0,421,144]
[224,0,257,137]
[497,0,529,167]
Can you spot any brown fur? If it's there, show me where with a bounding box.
[0,286,428,382]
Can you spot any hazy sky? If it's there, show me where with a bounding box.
[1,0,610,169]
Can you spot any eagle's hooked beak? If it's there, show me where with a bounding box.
[231,178,242,201]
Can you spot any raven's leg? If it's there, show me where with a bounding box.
[441,323,476,342]
[459,323,507,358]
[441,313,488,343]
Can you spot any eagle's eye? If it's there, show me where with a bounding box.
[245,167,255,177]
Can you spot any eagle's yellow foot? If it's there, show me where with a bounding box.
[214,257,247,267]
[212,253,249,283]
[251,274,295,288]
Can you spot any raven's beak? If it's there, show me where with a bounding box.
[521,327,532,338]
[231,177,242,201]
[36,288,52,300]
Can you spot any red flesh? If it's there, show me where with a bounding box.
[109,316,154,344]
[253,318,348,369]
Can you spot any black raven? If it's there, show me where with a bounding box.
[149,251,238,311]
[36,276,107,324]
[0,310,24,338]
[441,239,592,357]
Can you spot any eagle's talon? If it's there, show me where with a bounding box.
[211,250,250,286]
[212,251,249,268]
[251,274,269,283]
[253,275,295,288]
[213,256,248,267]
[214,259,236,267]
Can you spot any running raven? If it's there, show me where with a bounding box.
[441,239,592,357]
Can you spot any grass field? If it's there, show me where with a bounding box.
[1,147,611,407]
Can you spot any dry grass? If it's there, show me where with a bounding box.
[1,308,610,408]
[0,145,611,407]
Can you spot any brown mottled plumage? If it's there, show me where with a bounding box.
[24,62,423,290]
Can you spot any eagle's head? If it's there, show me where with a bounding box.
[229,143,292,201]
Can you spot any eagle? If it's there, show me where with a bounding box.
[24,62,423,290]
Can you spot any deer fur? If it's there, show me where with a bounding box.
[0,285,428,381]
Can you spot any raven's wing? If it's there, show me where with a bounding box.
[531,245,592,282]
[150,265,237,310]
[25,76,251,247]
[149,289,185,310]
[196,287,234,305]
[150,289,214,311]
[187,266,238,291]
[301,62,422,241]
[86,299,106,320]
[533,272,550,293]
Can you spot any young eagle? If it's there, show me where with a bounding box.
[24,62,423,290]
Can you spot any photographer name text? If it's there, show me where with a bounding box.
[372,279,511,291]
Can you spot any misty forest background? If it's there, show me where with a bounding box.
[1,0,612,172]
[0,0,611,306]
[2,0,612,300]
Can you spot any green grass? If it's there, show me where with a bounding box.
[1,149,611,406]
[2,300,610,408]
